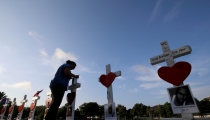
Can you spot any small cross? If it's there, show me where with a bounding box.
[66,78,81,120]
[7,98,16,120]
[20,95,27,104]
[100,64,121,104]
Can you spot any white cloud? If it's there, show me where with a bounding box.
[191,85,210,101]
[191,55,210,77]
[118,85,126,89]
[132,64,161,81]
[52,48,77,61]
[0,66,5,74]
[78,66,100,74]
[149,0,162,23]
[117,76,126,80]
[28,31,43,46]
[39,48,78,71]
[39,49,48,57]
[128,88,140,93]
[163,1,182,22]
[4,46,11,52]
[139,83,161,89]
[155,90,168,95]
[0,81,32,90]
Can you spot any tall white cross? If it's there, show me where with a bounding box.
[66,78,81,120]
[7,98,16,120]
[150,40,193,119]
[0,97,9,120]
[104,64,121,104]
[16,95,27,120]
[28,95,40,120]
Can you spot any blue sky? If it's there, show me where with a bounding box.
[0,0,210,110]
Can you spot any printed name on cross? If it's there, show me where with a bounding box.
[150,41,192,66]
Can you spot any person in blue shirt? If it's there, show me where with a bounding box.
[45,60,79,120]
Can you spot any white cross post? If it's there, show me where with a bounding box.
[16,95,27,120]
[28,95,40,120]
[7,98,16,120]
[0,98,9,120]
[43,92,52,120]
[66,78,81,120]
[104,64,121,104]
[150,40,193,119]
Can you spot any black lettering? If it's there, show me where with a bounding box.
[179,48,186,52]
[161,42,167,46]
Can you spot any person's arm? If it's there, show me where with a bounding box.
[64,67,79,78]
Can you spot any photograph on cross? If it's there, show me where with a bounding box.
[167,84,199,114]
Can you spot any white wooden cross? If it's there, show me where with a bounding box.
[7,98,16,120]
[99,64,121,104]
[106,64,121,104]
[150,40,193,119]
[28,95,40,120]
[0,97,9,120]
[66,78,81,120]
[16,95,27,120]
[43,92,52,120]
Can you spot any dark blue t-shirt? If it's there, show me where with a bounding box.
[50,63,71,91]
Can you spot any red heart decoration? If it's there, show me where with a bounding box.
[0,108,5,115]
[66,92,76,105]
[158,61,191,86]
[45,98,52,108]
[8,107,13,114]
[30,103,36,111]
[99,72,116,88]
[18,105,24,113]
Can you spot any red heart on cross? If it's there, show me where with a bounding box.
[0,108,5,115]
[30,103,36,111]
[99,72,116,88]
[158,61,191,86]
[8,107,13,114]
[18,105,24,113]
[66,92,76,105]
[45,98,52,108]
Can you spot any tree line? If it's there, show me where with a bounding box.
[1,91,210,120]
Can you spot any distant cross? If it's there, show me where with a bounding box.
[149,40,193,119]
[7,98,16,120]
[0,97,9,120]
[66,78,81,120]
[43,92,52,120]
[104,64,121,104]
[16,95,27,120]
[28,95,40,120]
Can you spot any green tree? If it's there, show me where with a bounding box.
[116,104,127,119]
[163,102,173,117]
[35,105,45,120]
[131,103,147,117]
[79,102,99,117]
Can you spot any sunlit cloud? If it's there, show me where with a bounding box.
[0,81,32,90]
[118,85,126,89]
[149,0,162,23]
[139,83,161,89]
[117,76,126,80]
[163,1,183,22]
[28,31,44,47]
[132,64,161,81]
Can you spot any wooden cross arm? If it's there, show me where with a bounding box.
[98,71,121,82]
[32,96,40,101]
[68,83,81,90]
[150,45,192,65]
